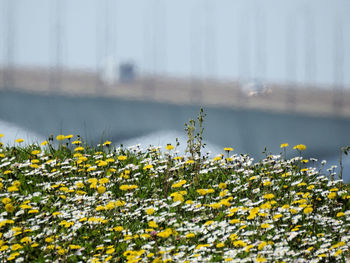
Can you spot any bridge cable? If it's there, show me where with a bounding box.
[285,13,297,111]
[304,8,316,86]
[190,0,203,104]
[237,5,251,106]
[254,2,266,93]
[50,0,64,93]
[333,16,344,114]
[4,0,16,90]
[205,0,217,83]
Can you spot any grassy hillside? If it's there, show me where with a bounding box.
[0,133,349,262]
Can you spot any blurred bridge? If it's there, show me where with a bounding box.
[0,66,350,162]
[1,66,350,117]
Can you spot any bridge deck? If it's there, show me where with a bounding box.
[1,67,350,118]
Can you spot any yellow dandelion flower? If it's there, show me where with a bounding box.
[263,193,275,200]
[213,155,222,161]
[204,220,214,226]
[2,197,12,204]
[282,204,290,209]
[233,240,247,247]
[56,135,65,141]
[7,252,20,261]
[97,160,108,167]
[170,192,184,202]
[20,237,31,244]
[165,144,174,150]
[30,164,39,169]
[273,214,283,220]
[260,202,272,210]
[334,249,342,257]
[118,155,127,161]
[258,241,267,250]
[97,185,106,194]
[74,146,84,152]
[5,204,15,213]
[148,221,158,228]
[115,200,125,207]
[157,228,172,238]
[171,180,187,188]
[263,181,272,186]
[293,144,306,151]
[260,223,270,229]
[280,143,289,148]
[229,233,238,241]
[245,244,254,252]
[31,150,40,155]
[303,207,313,214]
[75,182,85,189]
[96,206,105,211]
[103,140,112,146]
[146,208,155,215]
[336,212,345,217]
[58,249,66,255]
[307,185,315,190]
[104,201,115,210]
[0,245,9,252]
[328,192,337,199]
[119,185,138,191]
[69,245,82,250]
[230,219,240,224]
[256,254,267,262]
[52,212,62,216]
[20,204,32,210]
[186,233,195,238]
[195,244,210,250]
[98,177,109,184]
[218,183,227,189]
[45,237,54,243]
[196,189,215,195]
[112,226,123,232]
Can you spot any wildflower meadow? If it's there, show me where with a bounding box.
[0,130,349,262]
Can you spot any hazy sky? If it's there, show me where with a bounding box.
[1,0,350,86]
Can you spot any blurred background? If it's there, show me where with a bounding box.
[0,0,350,180]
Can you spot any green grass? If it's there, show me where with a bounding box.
[0,134,349,262]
